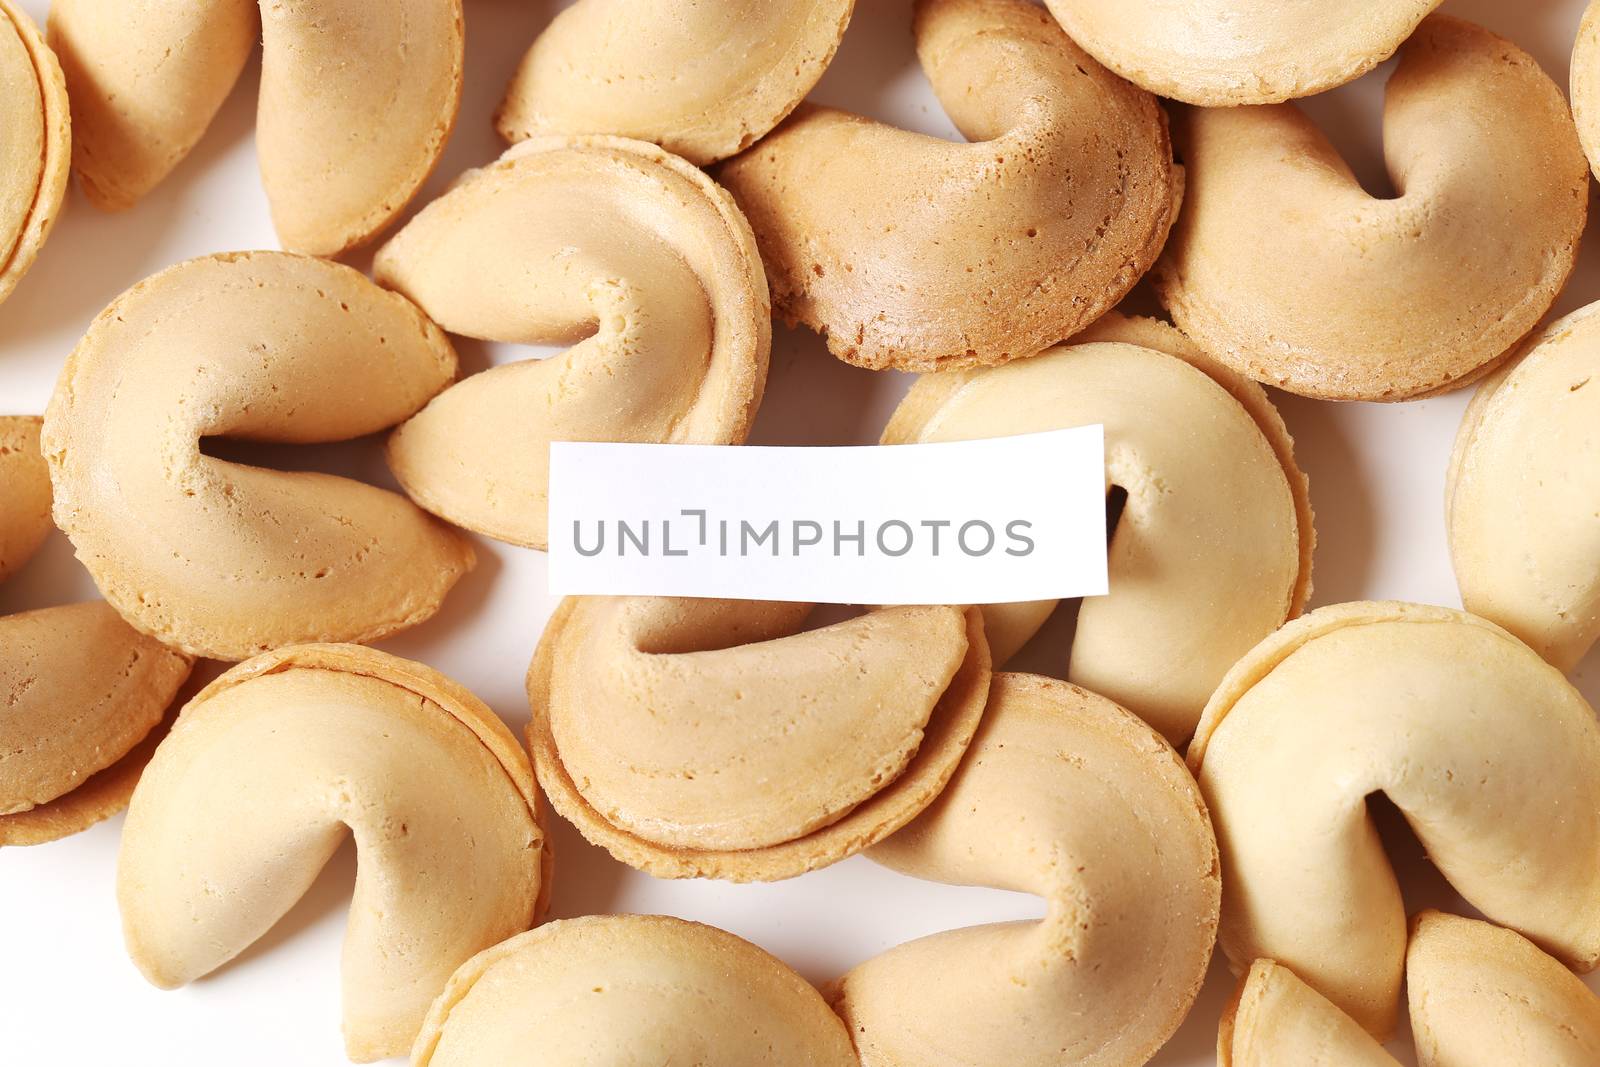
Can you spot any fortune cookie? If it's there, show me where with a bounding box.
[378,136,769,551]
[527,597,991,881]
[831,674,1219,1066]
[1449,301,1600,673]
[1155,17,1588,401]
[1,417,193,847]
[1190,602,1600,1037]
[1220,913,1600,1067]
[498,0,855,166]
[1407,910,1600,1067]
[0,0,68,306]
[43,252,474,662]
[1042,0,1441,106]
[118,645,545,1062]
[0,416,52,583]
[883,314,1311,744]
[413,915,857,1067]
[47,0,462,254]
[717,0,1176,372]
[1219,960,1400,1067]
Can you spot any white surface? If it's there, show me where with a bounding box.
[2,0,1599,1064]
[547,430,1109,602]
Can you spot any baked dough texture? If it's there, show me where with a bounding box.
[1573,1,1600,182]
[0,418,194,846]
[1155,16,1588,402]
[0,0,68,306]
[1042,0,1441,106]
[1449,301,1600,673]
[1219,960,1400,1067]
[1220,913,1600,1067]
[831,674,1218,1066]
[527,597,991,881]
[1189,602,1600,1038]
[1407,911,1600,1067]
[377,136,769,551]
[46,0,462,255]
[716,0,1176,372]
[118,644,545,1063]
[497,0,855,166]
[43,252,474,662]
[1,602,192,846]
[412,915,858,1067]
[883,314,1311,745]
[0,416,52,584]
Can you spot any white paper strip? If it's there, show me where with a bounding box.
[547,426,1109,604]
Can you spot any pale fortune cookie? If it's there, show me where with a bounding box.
[47,0,462,255]
[118,645,545,1063]
[882,314,1311,744]
[527,597,991,881]
[377,136,769,551]
[1189,602,1600,1037]
[498,0,854,166]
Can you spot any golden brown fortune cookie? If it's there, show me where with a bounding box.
[377,136,769,551]
[1189,602,1600,1038]
[717,0,1177,372]
[498,0,855,166]
[118,645,546,1063]
[1155,16,1588,401]
[1042,0,1441,106]
[46,0,462,255]
[1449,301,1600,673]
[883,313,1312,745]
[0,0,68,306]
[830,674,1219,1067]
[412,916,857,1067]
[43,252,474,662]
[527,597,991,881]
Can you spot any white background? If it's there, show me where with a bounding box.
[2,1,1598,1064]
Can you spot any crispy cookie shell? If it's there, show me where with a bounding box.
[0,416,52,584]
[1189,602,1600,1038]
[1155,16,1588,402]
[46,0,462,255]
[413,915,857,1067]
[0,0,68,306]
[1,602,192,846]
[43,251,474,662]
[716,0,1176,372]
[830,674,1219,1066]
[1407,911,1600,1066]
[497,0,854,166]
[1573,1,1600,182]
[1219,960,1400,1067]
[118,645,545,1063]
[1043,0,1441,106]
[1449,302,1600,673]
[527,597,991,881]
[882,314,1311,745]
[377,136,769,551]
[1221,914,1600,1067]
